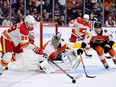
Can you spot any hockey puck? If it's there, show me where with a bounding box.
[72,79,76,83]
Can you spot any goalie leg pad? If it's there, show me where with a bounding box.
[39,59,55,74]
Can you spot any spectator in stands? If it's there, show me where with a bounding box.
[1,1,10,17]
[15,10,23,23]
[2,15,13,26]
[43,0,52,15]
[91,5,101,20]
[54,3,63,21]
[105,15,116,26]
[32,8,39,20]
[67,0,75,9]
[104,0,113,10]
[95,0,103,11]
[26,0,35,14]
[85,0,94,13]
[58,15,65,26]
[0,1,9,18]
[70,2,81,19]
[43,12,52,22]
[67,0,75,21]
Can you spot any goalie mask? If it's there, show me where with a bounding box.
[24,15,36,30]
[52,35,61,48]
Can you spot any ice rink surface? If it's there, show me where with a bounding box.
[0,49,116,87]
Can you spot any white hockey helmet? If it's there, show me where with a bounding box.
[83,14,89,20]
[24,15,36,30]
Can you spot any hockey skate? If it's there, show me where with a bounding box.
[85,51,92,58]
[103,63,109,69]
[0,68,4,75]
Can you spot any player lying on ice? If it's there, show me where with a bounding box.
[77,21,116,69]
[39,35,80,74]
[0,15,43,75]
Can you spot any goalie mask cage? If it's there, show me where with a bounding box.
[39,22,58,48]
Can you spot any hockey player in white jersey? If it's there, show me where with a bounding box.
[77,21,116,69]
[39,35,79,73]
[0,15,43,75]
[69,14,92,58]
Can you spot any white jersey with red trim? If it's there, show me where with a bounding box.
[69,18,91,43]
[1,22,35,49]
[43,40,67,59]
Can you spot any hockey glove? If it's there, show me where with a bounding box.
[104,44,111,53]
[77,48,83,55]
[29,38,34,44]
[109,41,115,47]
[29,34,35,44]
[81,42,87,48]
[33,46,43,55]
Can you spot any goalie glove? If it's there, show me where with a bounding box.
[33,46,43,55]
[64,50,77,61]
[77,48,83,55]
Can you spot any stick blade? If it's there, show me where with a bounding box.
[73,74,83,79]
[86,74,96,78]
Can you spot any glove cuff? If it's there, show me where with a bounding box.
[33,46,38,52]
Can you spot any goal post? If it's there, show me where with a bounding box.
[39,22,58,48]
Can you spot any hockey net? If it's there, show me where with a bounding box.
[8,22,58,71]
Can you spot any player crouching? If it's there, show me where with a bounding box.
[0,15,43,75]
[39,35,79,73]
[77,21,116,69]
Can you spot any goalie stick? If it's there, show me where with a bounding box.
[48,59,82,83]
[79,54,96,78]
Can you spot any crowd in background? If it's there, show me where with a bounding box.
[0,0,116,26]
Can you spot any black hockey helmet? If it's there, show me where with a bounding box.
[94,21,102,28]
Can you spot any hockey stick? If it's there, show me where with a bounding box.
[48,59,82,83]
[79,54,96,78]
[72,58,81,70]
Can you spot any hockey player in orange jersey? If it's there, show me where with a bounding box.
[77,21,116,69]
[69,14,92,57]
[0,15,43,75]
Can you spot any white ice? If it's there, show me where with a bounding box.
[0,49,116,87]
